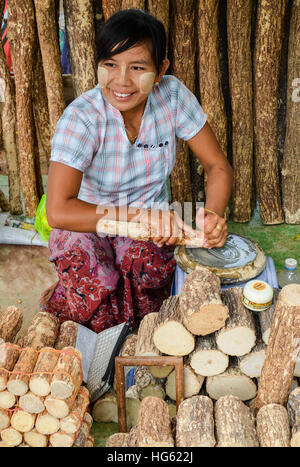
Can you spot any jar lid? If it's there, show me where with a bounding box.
[243,280,274,305]
[285,258,297,270]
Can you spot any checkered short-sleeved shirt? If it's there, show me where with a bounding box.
[50,75,207,208]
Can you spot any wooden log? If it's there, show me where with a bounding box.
[258,289,279,344]
[6,0,40,216]
[0,0,22,215]
[125,385,141,429]
[206,362,257,401]
[135,313,173,378]
[237,341,266,378]
[0,427,23,446]
[10,410,35,433]
[54,321,78,350]
[73,412,93,447]
[101,0,121,20]
[215,288,256,356]
[227,0,253,222]
[23,429,48,448]
[21,312,60,350]
[176,395,215,447]
[0,190,10,212]
[256,404,290,447]
[140,383,165,401]
[59,386,89,434]
[113,334,137,391]
[35,410,60,435]
[254,0,287,224]
[44,393,74,419]
[282,0,300,224]
[0,408,11,430]
[179,269,229,336]
[63,0,97,98]
[18,391,45,414]
[137,396,174,447]
[29,347,60,396]
[189,335,229,376]
[153,296,195,356]
[0,343,20,391]
[0,390,16,409]
[0,306,23,343]
[124,426,138,447]
[33,0,65,137]
[50,347,82,400]
[91,390,118,423]
[214,395,259,447]
[288,387,300,447]
[169,0,196,207]
[133,366,155,391]
[255,284,300,411]
[85,434,94,447]
[166,365,204,401]
[7,348,38,396]
[106,433,129,447]
[49,429,75,447]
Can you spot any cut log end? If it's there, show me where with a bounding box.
[190,350,229,377]
[153,321,195,356]
[216,327,256,356]
[186,305,229,336]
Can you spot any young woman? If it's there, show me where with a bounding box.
[41,9,233,333]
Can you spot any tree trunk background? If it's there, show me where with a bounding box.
[1,0,298,225]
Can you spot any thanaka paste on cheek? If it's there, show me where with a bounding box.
[139,72,156,94]
[97,66,108,89]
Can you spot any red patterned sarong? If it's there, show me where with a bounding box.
[40,229,175,333]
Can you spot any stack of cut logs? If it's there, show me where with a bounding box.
[0,307,94,447]
[96,269,300,447]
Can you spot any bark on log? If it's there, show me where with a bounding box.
[254,0,287,224]
[258,289,279,344]
[137,396,174,447]
[288,387,300,447]
[0,0,22,214]
[21,312,60,350]
[120,334,138,357]
[29,347,60,397]
[0,408,11,430]
[206,362,257,401]
[215,288,256,356]
[106,432,129,447]
[35,409,60,435]
[10,410,35,433]
[0,343,20,391]
[54,321,78,350]
[59,386,89,434]
[102,0,121,20]
[85,434,94,447]
[198,0,227,156]
[165,365,204,401]
[63,0,97,98]
[18,391,45,414]
[124,426,138,447]
[0,427,22,446]
[23,429,48,447]
[6,0,40,216]
[179,269,229,336]
[0,390,16,409]
[49,429,75,447]
[214,394,259,447]
[33,0,65,137]
[255,284,300,411]
[176,395,215,447]
[0,306,23,343]
[169,0,196,207]
[0,189,10,212]
[238,341,266,378]
[227,0,253,222]
[44,393,74,419]
[73,412,93,447]
[50,347,82,400]
[121,0,145,10]
[7,348,38,396]
[133,366,155,391]
[125,384,141,429]
[91,390,118,423]
[189,335,229,376]
[256,403,290,447]
[282,0,300,224]
[135,313,173,378]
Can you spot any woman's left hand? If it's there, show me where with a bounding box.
[196,207,228,249]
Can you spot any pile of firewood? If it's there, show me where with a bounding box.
[0,307,94,447]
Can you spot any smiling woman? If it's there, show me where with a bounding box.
[42,9,233,333]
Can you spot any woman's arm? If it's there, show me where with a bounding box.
[187,122,233,248]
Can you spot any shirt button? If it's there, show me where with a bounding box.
[144,144,149,149]
[137,143,142,148]
[165,141,169,146]
[159,143,163,147]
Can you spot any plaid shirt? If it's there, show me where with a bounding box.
[50,75,207,208]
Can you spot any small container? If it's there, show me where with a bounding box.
[277,258,300,289]
[242,280,274,312]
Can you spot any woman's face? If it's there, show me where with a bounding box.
[98,42,163,115]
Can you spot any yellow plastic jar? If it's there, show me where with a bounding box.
[242,280,273,312]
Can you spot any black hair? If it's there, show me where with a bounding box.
[95,9,167,73]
